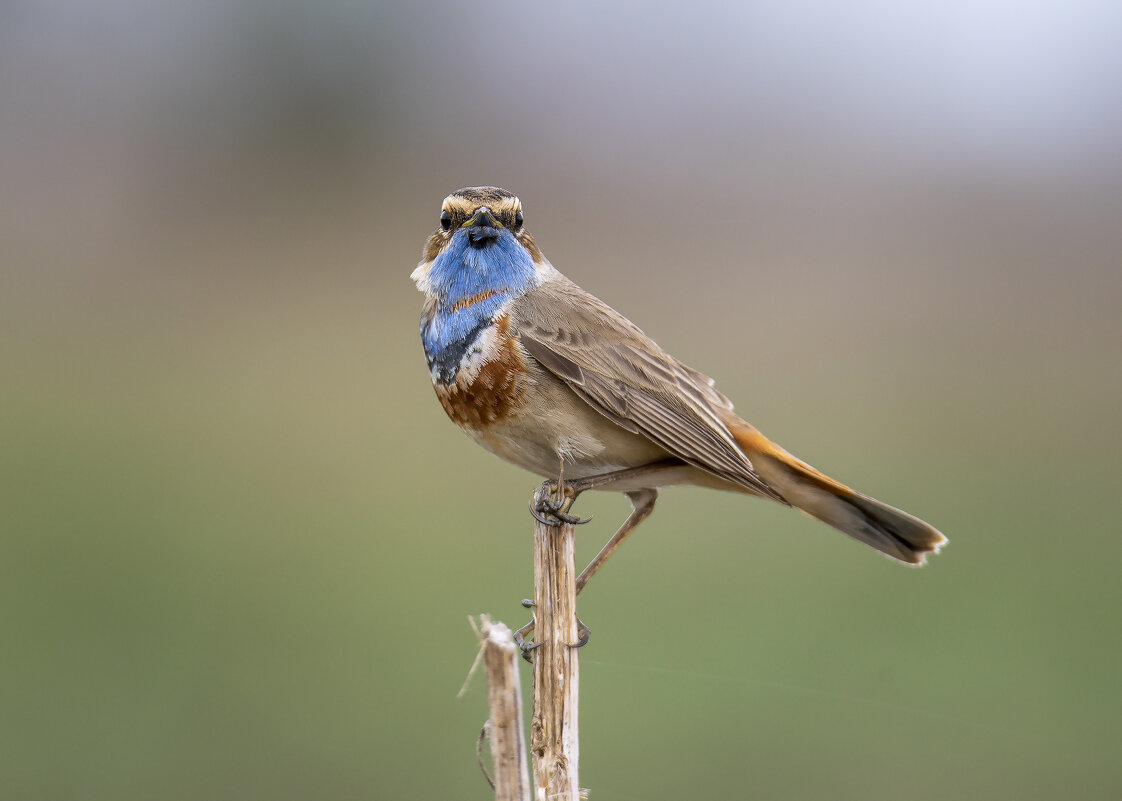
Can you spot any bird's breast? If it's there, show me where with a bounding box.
[431,313,530,430]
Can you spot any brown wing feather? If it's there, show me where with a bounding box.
[514,275,785,503]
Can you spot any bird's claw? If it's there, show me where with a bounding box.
[513,599,537,662]
[529,480,592,527]
[572,618,591,649]
[512,607,591,662]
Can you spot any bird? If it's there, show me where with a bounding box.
[411,186,946,594]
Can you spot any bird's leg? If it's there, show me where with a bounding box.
[561,458,680,495]
[576,488,657,594]
[519,489,657,657]
[521,459,674,652]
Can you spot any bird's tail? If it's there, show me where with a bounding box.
[728,419,947,565]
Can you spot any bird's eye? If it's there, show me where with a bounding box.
[440,210,452,231]
[513,210,524,231]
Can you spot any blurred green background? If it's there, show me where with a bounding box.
[3,2,1121,799]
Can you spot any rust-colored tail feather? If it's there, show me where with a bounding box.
[729,420,947,565]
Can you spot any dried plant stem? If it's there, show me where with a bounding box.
[530,516,581,800]
[479,618,532,801]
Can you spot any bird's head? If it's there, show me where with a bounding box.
[411,187,548,302]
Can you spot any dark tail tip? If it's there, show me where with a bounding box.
[728,421,947,565]
[842,493,947,565]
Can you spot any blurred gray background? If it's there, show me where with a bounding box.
[3,1,1121,799]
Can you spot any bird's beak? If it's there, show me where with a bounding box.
[463,207,502,229]
[464,206,502,247]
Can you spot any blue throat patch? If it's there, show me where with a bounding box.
[421,229,537,384]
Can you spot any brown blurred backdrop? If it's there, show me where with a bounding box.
[2,2,1121,799]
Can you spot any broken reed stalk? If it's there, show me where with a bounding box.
[480,618,532,801]
[530,514,581,800]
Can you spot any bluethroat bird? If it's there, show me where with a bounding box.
[412,187,946,594]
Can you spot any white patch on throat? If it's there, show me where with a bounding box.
[411,259,433,293]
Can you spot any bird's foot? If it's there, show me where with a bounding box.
[529,479,591,527]
[513,600,591,662]
[513,599,539,663]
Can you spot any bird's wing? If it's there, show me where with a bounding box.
[512,275,786,502]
